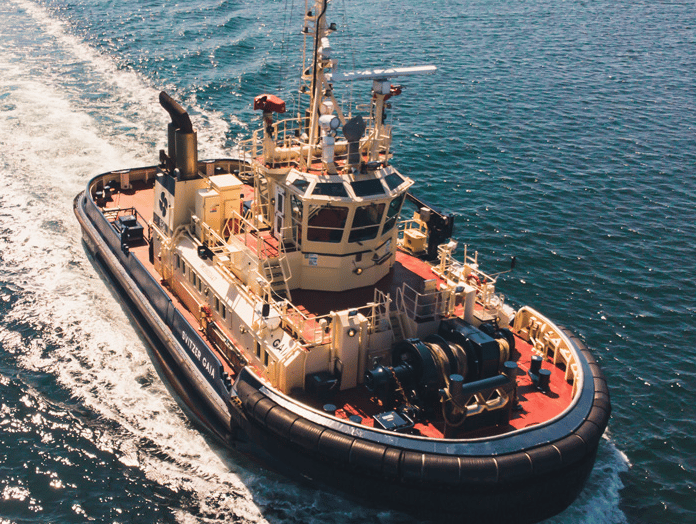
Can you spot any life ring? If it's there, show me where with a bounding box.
[466,274,481,289]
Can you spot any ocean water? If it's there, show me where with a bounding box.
[1,0,694,522]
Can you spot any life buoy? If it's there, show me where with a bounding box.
[466,274,481,289]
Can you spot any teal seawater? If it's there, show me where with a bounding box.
[1,0,695,522]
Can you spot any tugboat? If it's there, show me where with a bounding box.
[74,1,610,522]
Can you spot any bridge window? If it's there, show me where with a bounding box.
[307,205,348,243]
[313,182,348,197]
[351,179,385,197]
[291,179,310,194]
[384,173,405,191]
[382,194,405,234]
[349,203,385,243]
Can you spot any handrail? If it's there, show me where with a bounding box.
[429,242,507,312]
[513,306,581,397]
[369,289,392,334]
[281,304,333,345]
[277,226,294,280]
[396,282,450,321]
[239,114,383,168]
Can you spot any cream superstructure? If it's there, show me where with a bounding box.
[145,0,543,398]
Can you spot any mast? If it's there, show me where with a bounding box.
[299,0,436,169]
[309,0,328,116]
[302,0,342,167]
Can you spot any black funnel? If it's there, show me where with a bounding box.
[158,91,197,179]
[159,91,193,133]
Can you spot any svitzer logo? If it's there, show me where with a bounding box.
[159,192,168,217]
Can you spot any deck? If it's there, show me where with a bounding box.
[99,175,575,439]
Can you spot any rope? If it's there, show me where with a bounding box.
[278,0,296,94]
[339,0,355,114]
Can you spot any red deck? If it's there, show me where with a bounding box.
[304,331,574,438]
[101,177,575,439]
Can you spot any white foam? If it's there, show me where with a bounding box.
[3,0,233,174]
[544,435,630,524]
[0,2,264,521]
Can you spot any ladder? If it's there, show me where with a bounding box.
[262,256,291,301]
[390,311,405,342]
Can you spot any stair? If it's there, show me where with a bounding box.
[390,311,405,342]
[263,256,291,301]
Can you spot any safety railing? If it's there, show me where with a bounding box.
[368,289,393,334]
[513,306,580,397]
[396,282,450,322]
[431,243,506,311]
[280,303,333,346]
[238,115,383,169]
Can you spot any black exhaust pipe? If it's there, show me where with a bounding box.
[159,91,197,179]
[159,91,193,133]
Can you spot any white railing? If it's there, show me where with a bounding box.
[431,242,508,312]
[239,115,381,168]
[368,289,392,334]
[280,289,394,347]
[396,282,450,322]
[513,306,581,398]
[279,301,333,346]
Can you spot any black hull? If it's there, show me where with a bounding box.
[74,174,611,524]
[74,187,234,438]
[82,234,231,444]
